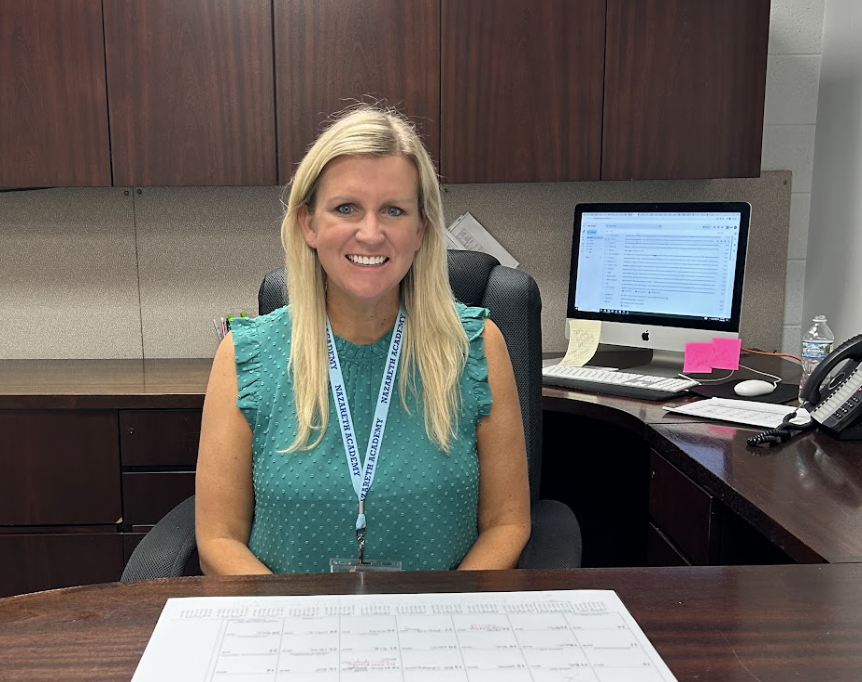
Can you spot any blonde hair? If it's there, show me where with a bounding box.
[282,105,469,452]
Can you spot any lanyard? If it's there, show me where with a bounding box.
[326,307,406,549]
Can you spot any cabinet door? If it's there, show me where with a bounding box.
[122,472,195,525]
[104,0,276,186]
[0,0,111,187]
[647,523,690,567]
[602,0,770,180]
[0,411,121,526]
[0,532,124,598]
[119,409,202,467]
[275,0,440,183]
[441,0,604,183]
[649,450,720,565]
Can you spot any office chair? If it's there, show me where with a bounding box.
[121,251,581,581]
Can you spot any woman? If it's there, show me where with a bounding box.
[195,106,530,574]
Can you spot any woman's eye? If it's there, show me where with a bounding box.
[335,204,353,215]
[385,206,404,217]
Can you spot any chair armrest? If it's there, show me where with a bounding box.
[121,496,200,581]
[518,499,583,569]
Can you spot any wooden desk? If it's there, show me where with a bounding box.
[0,358,210,409]
[650,424,862,564]
[1,565,861,682]
[542,356,862,567]
[3,356,861,596]
[0,359,212,597]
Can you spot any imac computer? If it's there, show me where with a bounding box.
[566,202,750,374]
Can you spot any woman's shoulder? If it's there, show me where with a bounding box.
[452,302,493,420]
[231,306,290,339]
[230,306,291,368]
[454,302,489,339]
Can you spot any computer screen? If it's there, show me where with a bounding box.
[566,202,750,361]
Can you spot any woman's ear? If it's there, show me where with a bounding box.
[298,204,317,249]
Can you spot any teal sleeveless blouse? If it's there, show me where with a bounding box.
[230,304,492,573]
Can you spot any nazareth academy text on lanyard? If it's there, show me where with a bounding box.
[326,307,405,571]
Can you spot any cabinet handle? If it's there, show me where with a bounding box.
[128,427,135,435]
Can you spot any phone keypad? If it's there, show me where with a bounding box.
[819,382,862,429]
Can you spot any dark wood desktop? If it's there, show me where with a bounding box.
[1,565,861,682]
[541,354,862,568]
[2,355,862,597]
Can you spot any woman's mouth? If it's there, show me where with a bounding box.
[346,255,389,266]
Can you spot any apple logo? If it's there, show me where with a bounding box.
[641,330,650,341]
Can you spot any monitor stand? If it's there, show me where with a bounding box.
[588,346,685,378]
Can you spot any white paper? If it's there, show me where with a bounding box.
[664,397,797,428]
[444,226,467,250]
[447,212,519,268]
[132,590,678,682]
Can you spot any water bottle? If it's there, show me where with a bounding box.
[799,315,835,402]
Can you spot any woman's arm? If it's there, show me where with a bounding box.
[195,332,272,575]
[458,319,531,570]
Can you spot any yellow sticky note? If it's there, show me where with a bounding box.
[559,320,601,367]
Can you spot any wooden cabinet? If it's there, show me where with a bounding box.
[0,1,771,187]
[122,472,196,526]
[0,408,201,597]
[0,360,210,597]
[602,0,770,180]
[441,0,605,183]
[646,524,689,566]
[0,412,121,526]
[648,449,720,564]
[275,0,440,183]
[119,409,201,467]
[119,409,201,527]
[647,449,793,566]
[0,532,124,598]
[103,0,276,186]
[0,411,123,597]
[0,0,111,187]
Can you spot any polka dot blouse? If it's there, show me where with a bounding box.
[230,303,492,573]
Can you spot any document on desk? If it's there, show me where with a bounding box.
[132,589,678,681]
[664,397,797,428]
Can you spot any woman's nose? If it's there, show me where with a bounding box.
[356,214,385,243]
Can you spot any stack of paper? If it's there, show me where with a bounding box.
[664,398,798,428]
[446,211,519,268]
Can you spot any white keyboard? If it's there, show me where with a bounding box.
[542,364,699,401]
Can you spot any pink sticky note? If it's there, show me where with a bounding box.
[684,342,715,373]
[712,337,742,370]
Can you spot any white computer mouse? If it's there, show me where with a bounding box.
[733,379,776,397]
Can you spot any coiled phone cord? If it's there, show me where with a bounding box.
[747,405,815,447]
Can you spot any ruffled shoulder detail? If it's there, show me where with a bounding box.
[456,303,492,420]
[230,310,270,427]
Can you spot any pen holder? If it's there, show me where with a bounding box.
[213,312,248,341]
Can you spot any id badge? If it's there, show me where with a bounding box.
[330,558,402,573]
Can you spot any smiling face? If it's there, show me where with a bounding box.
[298,154,427,316]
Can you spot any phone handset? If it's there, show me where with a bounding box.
[749,332,862,447]
[801,333,862,407]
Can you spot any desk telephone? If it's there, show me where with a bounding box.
[749,334,862,446]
